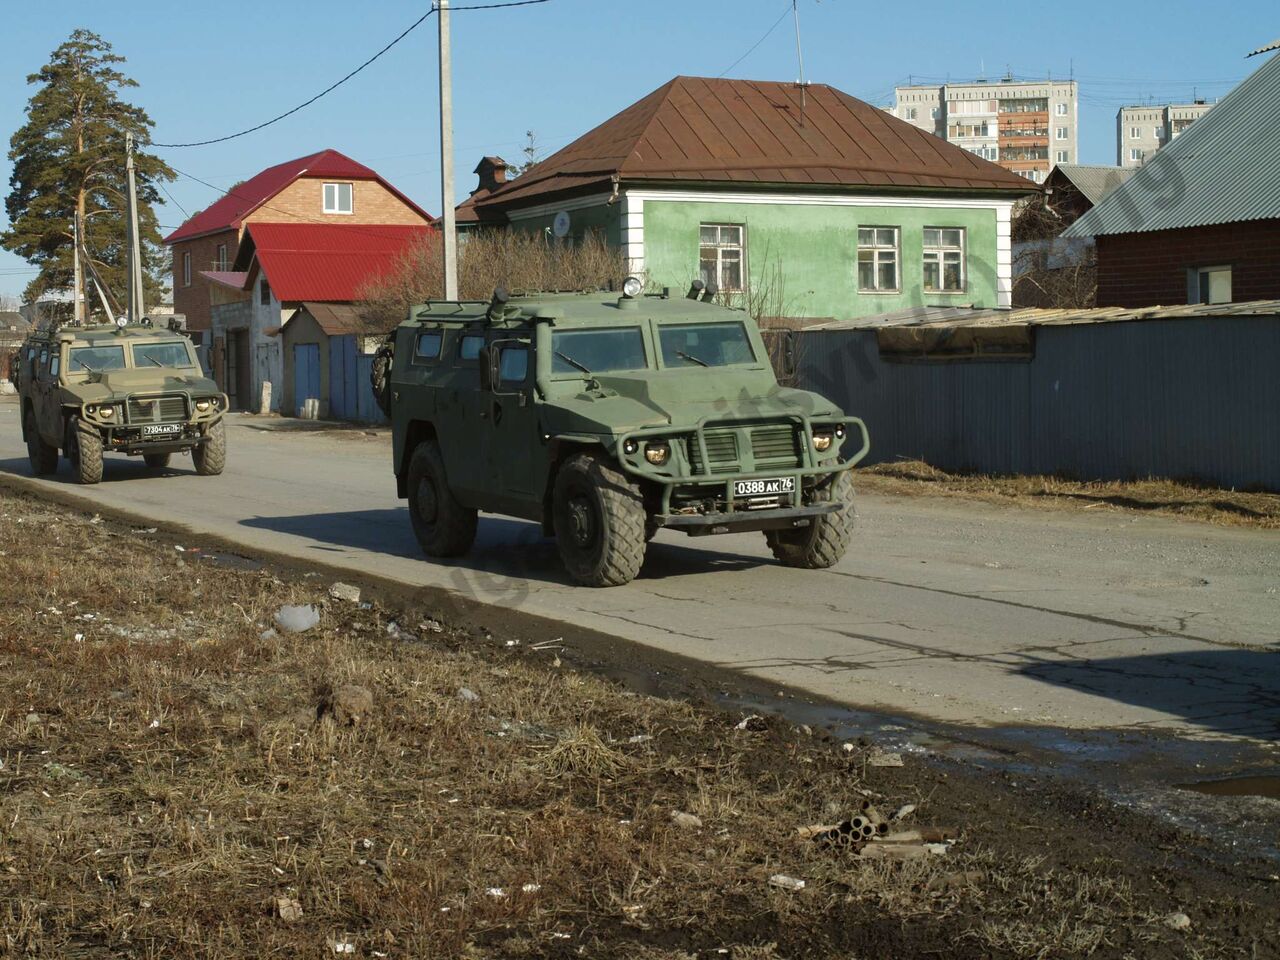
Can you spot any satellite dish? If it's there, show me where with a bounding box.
[552,210,571,238]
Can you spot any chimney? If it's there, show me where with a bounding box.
[472,156,509,195]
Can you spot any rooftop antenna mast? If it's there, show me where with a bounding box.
[792,0,808,123]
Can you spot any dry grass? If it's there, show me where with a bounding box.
[0,489,1260,958]
[858,459,1280,530]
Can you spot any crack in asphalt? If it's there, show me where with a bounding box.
[823,568,1275,651]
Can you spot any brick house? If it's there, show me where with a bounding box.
[163,149,434,344]
[456,76,1035,322]
[1065,50,1280,307]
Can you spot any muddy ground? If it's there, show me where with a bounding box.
[0,487,1276,959]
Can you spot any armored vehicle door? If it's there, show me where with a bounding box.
[33,344,62,443]
[481,333,543,504]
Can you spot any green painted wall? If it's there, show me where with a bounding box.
[641,199,1000,320]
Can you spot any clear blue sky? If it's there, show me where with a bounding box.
[1,0,1271,300]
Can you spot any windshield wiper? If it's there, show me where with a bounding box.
[140,352,163,367]
[75,358,96,373]
[676,350,710,367]
[555,350,593,377]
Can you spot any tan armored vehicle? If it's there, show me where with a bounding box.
[17,319,227,484]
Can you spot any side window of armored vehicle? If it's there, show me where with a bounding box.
[49,354,60,378]
[38,349,49,377]
[458,334,484,363]
[413,331,443,362]
[498,345,529,384]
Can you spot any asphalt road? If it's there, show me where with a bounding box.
[3,400,1278,745]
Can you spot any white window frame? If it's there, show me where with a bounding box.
[1188,265,1232,305]
[216,243,227,270]
[1130,126,1142,139]
[1129,148,1143,162]
[1055,150,1069,163]
[922,227,966,294]
[1055,102,1068,116]
[322,181,354,215]
[698,223,746,293]
[1055,126,1068,140]
[856,226,900,294]
[182,251,191,287]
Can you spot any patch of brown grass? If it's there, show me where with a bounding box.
[859,459,1280,529]
[0,489,1264,958]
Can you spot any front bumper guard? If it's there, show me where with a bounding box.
[616,415,870,516]
[656,501,844,537]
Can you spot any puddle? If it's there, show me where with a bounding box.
[1180,775,1280,800]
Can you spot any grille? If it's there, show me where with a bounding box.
[750,424,802,469]
[127,395,187,423]
[686,430,738,475]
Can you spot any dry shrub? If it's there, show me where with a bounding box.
[358,230,628,333]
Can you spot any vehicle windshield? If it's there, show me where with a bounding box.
[131,341,194,368]
[659,321,757,368]
[69,345,126,373]
[551,328,647,375]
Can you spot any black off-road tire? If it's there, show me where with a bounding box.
[25,409,58,476]
[552,453,646,587]
[765,469,855,569]
[69,418,104,485]
[193,420,226,476]
[407,440,477,557]
[144,453,171,469]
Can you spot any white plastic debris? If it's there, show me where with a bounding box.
[891,803,917,822]
[332,940,355,955]
[521,883,541,894]
[768,874,805,891]
[274,605,320,634]
[735,715,767,731]
[457,687,481,703]
[329,582,361,604]
[670,811,703,830]
[1165,912,1192,931]
[841,742,856,753]
[485,887,506,898]
[259,628,279,642]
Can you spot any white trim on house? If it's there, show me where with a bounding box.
[620,192,645,278]
[995,204,1013,308]
[622,188,1020,212]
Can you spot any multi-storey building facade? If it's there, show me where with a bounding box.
[894,79,1079,184]
[1116,101,1214,168]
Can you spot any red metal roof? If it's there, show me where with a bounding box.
[470,76,1036,214]
[240,222,431,303]
[163,149,434,244]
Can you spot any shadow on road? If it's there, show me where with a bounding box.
[241,509,769,593]
[0,455,194,483]
[1017,649,1280,739]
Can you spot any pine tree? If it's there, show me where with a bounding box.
[2,29,174,321]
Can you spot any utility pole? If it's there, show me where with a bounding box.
[72,213,84,326]
[438,0,458,300]
[125,132,145,322]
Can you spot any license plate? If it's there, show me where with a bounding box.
[142,424,181,437]
[734,477,795,498]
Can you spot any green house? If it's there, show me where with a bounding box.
[457,76,1035,323]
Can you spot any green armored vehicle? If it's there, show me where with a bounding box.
[380,281,869,587]
[17,319,228,484]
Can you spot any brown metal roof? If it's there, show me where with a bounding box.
[297,302,366,336]
[471,76,1036,213]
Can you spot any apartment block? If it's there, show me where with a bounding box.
[894,78,1078,183]
[1117,101,1214,168]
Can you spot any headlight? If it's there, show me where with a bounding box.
[644,441,671,465]
[195,399,211,413]
[621,275,644,299]
[812,431,833,452]
[622,438,638,455]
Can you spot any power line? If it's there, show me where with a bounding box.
[158,180,190,219]
[718,4,792,78]
[153,1,551,150]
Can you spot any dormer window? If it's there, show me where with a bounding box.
[323,182,353,214]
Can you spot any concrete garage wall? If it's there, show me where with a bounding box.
[794,315,1280,491]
